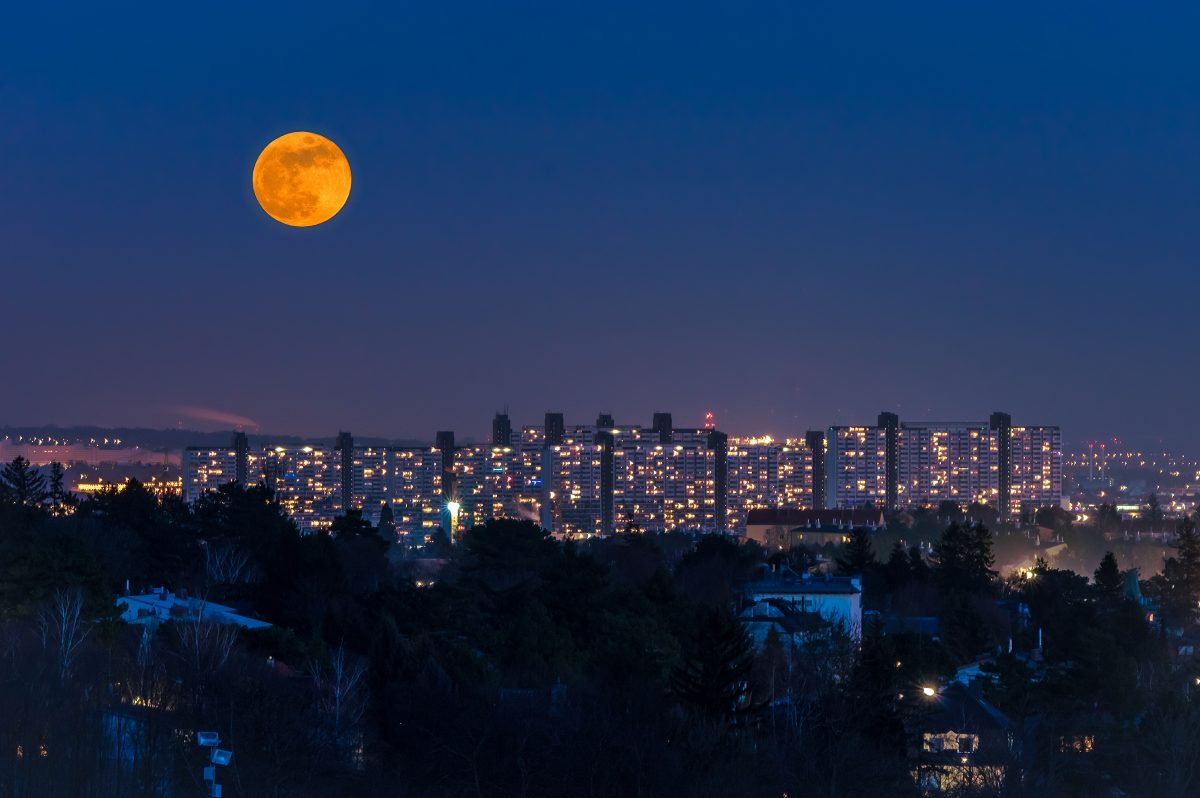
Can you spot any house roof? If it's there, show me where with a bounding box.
[925,682,1015,736]
[118,590,271,630]
[745,508,885,529]
[746,566,862,596]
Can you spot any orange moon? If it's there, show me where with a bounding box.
[252,132,351,227]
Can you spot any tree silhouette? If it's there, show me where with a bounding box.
[1146,493,1164,525]
[1094,551,1123,597]
[1161,517,1200,623]
[835,527,876,576]
[0,456,48,509]
[671,606,755,722]
[931,522,996,594]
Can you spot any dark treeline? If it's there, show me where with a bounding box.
[1,456,1199,797]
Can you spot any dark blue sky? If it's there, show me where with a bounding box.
[4,2,1199,448]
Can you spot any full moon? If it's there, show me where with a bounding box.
[252,132,351,227]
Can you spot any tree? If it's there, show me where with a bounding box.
[377,502,397,544]
[47,461,76,515]
[930,522,996,594]
[1161,517,1200,623]
[937,500,963,521]
[0,456,48,509]
[1095,503,1122,537]
[330,509,376,539]
[1146,493,1164,525]
[1094,551,1123,597]
[884,542,911,591]
[38,587,91,683]
[835,528,876,576]
[671,606,756,722]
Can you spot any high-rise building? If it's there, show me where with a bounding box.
[389,447,444,532]
[990,412,1012,517]
[827,425,891,509]
[827,411,1060,513]
[435,430,456,500]
[183,446,239,503]
[492,412,512,446]
[652,412,673,443]
[805,430,826,509]
[335,431,354,513]
[596,416,615,535]
[233,431,249,484]
[878,412,900,510]
[259,445,337,533]
[1008,424,1062,518]
[898,421,998,507]
[544,412,565,446]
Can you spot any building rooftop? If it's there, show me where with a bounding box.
[117,588,271,630]
[745,508,885,529]
[746,566,862,596]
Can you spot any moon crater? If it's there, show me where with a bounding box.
[253,132,351,227]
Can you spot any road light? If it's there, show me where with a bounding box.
[921,686,936,697]
[446,500,461,543]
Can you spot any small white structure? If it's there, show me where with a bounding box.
[118,587,271,630]
[744,567,862,642]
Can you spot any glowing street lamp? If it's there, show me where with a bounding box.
[921,686,936,698]
[446,500,461,543]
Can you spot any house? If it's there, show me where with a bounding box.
[911,682,1016,793]
[744,508,885,550]
[744,566,862,641]
[739,599,840,651]
[117,587,271,630]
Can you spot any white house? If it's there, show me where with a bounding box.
[744,567,862,642]
[117,587,271,630]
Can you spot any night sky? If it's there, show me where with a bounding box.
[4,3,1200,449]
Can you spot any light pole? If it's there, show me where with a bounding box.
[446,500,461,544]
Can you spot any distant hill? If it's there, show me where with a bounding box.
[0,425,428,451]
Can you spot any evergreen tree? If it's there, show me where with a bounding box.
[930,522,996,594]
[908,545,930,583]
[1162,517,1200,623]
[330,508,377,539]
[0,456,48,509]
[1146,493,1164,525]
[377,502,397,544]
[671,606,756,722]
[835,527,876,576]
[48,461,76,515]
[884,542,911,590]
[1094,551,1123,597]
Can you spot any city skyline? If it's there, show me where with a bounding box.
[181,409,1063,538]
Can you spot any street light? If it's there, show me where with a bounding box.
[921,686,936,698]
[446,500,461,543]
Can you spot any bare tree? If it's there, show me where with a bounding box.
[175,611,239,676]
[309,645,368,765]
[205,542,258,585]
[37,588,90,683]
